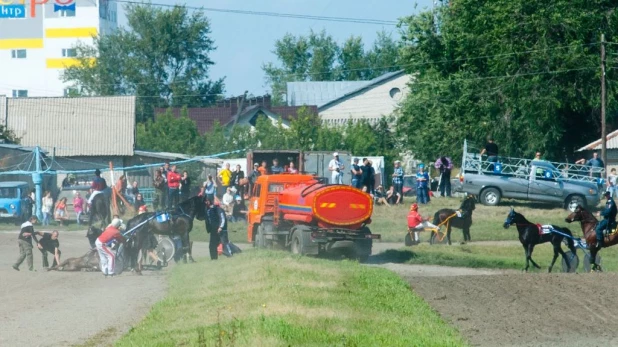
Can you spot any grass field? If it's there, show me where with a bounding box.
[372,243,618,272]
[115,250,466,347]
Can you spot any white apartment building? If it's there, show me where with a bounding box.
[0,0,118,97]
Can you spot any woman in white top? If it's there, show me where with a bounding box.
[41,191,54,226]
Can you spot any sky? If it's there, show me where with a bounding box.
[118,0,435,97]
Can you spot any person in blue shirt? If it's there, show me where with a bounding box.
[392,160,404,203]
[595,191,617,247]
[416,164,430,204]
[350,158,363,189]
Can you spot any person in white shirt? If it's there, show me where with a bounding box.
[221,187,235,216]
[328,152,344,184]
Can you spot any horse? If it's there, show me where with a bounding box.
[504,208,577,272]
[86,226,103,249]
[89,193,111,229]
[565,205,618,272]
[48,250,100,272]
[125,196,206,275]
[432,195,476,245]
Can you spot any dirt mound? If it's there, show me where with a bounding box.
[404,272,618,346]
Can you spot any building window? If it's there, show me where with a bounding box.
[60,9,76,17]
[64,88,78,97]
[11,49,26,59]
[12,90,28,98]
[62,48,77,57]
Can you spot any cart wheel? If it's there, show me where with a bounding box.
[561,251,579,273]
[404,233,414,246]
[156,238,175,264]
[429,229,448,245]
[584,254,602,273]
[115,244,126,275]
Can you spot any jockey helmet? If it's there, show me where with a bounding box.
[138,205,147,214]
[111,218,122,228]
[410,203,418,211]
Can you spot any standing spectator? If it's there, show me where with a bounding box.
[201,175,217,204]
[153,169,165,211]
[30,189,36,219]
[180,170,191,201]
[361,158,375,193]
[167,165,181,210]
[231,165,245,198]
[127,181,139,204]
[73,192,84,225]
[54,197,69,226]
[204,198,231,260]
[287,161,299,174]
[133,193,145,210]
[392,160,404,202]
[271,159,283,174]
[369,160,376,193]
[12,216,39,271]
[576,151,605,178]
[258,161,268,175]
[221,187,235,217]
[416,164,430,204]
[95,218,125,277]
[607,168,618,197]
[115,175,128,201]
[218,163,232,197]
[328,152,344,184]
[41,191,53,226]
[480,136,499,170]
[351,158,363,189]
[434,156,453,197]
[36,230,61,268]
[22,191,33,222]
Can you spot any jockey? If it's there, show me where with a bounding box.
[407,203,440,244]
[88,169,109,205]
[95,218,125,277]
[138,205,148,215]
[596,191,617,247]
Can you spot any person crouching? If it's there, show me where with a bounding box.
[407,203,439,244]
[95,218,125,277]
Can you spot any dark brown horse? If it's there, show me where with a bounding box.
[432,195,476,245]
[504,208,577,272]
[125,196,206,274]
[565,205,618,272]
[89,193,111,229]
[48,250,100,272]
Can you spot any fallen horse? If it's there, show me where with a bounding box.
[48,249,100,272]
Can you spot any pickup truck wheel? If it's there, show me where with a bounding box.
[565,195,586,212]
[480,188,501,206]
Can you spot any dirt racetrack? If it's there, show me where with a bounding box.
[0,230,167,347]
[395,266,618,347]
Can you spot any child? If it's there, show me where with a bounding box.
[407,203,440,244]
[607,168,617,198]
[73,192,84,225]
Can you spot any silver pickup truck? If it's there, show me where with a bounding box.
[461,161,600,210]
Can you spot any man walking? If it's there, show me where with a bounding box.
[167,165,181,210]
[435,156,453,197]
[204,199,231,260]
[37,230,61,268]
[329,152,344,184]
[13,216,39,271]
[392,160,404,203]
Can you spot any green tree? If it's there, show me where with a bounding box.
[287,106,322,150]
[336,36,370,80]
[136,107,205,154]
[397,0,618,162]
[365,31,401,79]
[62,4,224,122]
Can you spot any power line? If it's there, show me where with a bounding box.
[112,0,399,26]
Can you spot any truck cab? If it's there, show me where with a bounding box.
[0,181,30,221]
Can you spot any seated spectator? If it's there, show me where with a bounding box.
[126,181,139,204]
[373,185,389,206]
[287,161,299,174]
[232,196,248,222]
[386,186,401,205]
[221,187,235,217]
[258,161,268,175]
[271,159,283,174]
[134,193,145,210]
[54,197,69,225]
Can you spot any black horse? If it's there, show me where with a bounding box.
[125,196,206,274]
[431,195,476,245]
[503,208,577,272]
[89,193,111,229]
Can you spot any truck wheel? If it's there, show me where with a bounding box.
[291,231,304,255]
[565,195,586,212]
[353,227,373,262]
[480,188,501,206]
[253,225,267,248]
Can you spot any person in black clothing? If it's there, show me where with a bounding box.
[180,171,191,201]
[133,193,146,210]
[231,164,245,199]
[480,136,499,163]
[204,199,231,260]
[361,158,375,194]
[351,158,363,189]
[13,216,39,271]
[232,196,248,222]
[37,230,61,268]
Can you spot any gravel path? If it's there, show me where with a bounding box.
[0,231,167,347]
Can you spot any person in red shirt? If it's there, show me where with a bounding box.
[95,218,125,277]
[407,203,439,244]
[167,165,181,210]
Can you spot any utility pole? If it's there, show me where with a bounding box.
[230,91,248,133]
[32,146,43,221]
[601,33,607,178]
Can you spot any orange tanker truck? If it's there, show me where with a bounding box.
[248,173,380,262]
